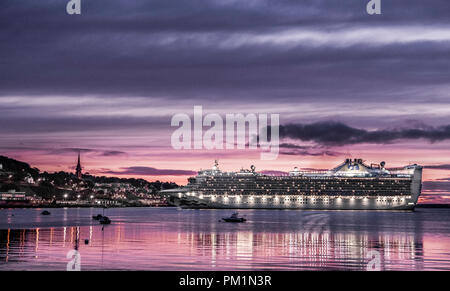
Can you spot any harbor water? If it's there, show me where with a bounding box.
[0,207,449,271]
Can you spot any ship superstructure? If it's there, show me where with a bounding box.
[160,159,423,210]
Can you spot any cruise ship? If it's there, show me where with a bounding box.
[160,159,423,210]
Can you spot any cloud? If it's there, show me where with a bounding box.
[100,151,127,157]
[424,164,450,170]
[0,115,168,134]
[278,122,450,146]
[278,143,342,156]
[6,147,129,157]
[280,149,341,157]
[48,148,96,154]
[279,143,312,150]
[422,180,450,193]
[44,148,127,157]
[102,166,197,176]
[1,0,450,103]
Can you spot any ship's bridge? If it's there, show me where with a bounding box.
[332,158,390,177]
[197,160,223,177]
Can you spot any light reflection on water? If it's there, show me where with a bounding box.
[0,207,449,270]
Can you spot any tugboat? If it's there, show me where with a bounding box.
[92,214,103,220]
[41,210,51,215]
[222,212,246,223]
[95,206,111,225]
[99,216,111,225]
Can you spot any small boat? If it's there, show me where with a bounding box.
[92,214,103,220]
[41,210,51,215]
[222,212,246,223]
[99,216,111,225]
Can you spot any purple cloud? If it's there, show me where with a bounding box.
[102,167,197,176]
[422,180,450,193]
[278,122,450,146]
[424,164,450,170]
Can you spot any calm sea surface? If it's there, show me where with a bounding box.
[0,207,449,271]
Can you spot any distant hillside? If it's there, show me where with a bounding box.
[0,155,39,177]
[0,155,179,200]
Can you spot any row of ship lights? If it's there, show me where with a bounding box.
[179,192,408,204]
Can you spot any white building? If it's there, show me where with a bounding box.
[24,175,35,184]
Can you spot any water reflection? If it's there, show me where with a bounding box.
[0,227,426,270]
[184,231,424,270]
[0,208,448,270]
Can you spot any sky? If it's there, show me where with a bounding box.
[1,0,450,203]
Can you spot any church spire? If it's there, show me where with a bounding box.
[75,151,82,179]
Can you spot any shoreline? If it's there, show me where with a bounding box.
[1,204,449,209]
[0,204,172,209]
[415,204,450,208]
